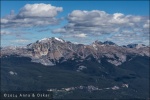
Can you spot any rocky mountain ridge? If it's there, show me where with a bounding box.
[1,37,149,66]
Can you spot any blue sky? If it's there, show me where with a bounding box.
[1,1,149,46]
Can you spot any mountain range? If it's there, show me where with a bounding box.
[1,37,149,99]
[1,37,149,66]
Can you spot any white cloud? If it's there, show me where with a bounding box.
[52,10,149,45]
[113,13,124,19]
[52,28,67,33]
[0,30,11,35]
[12,39,29,43]
[1,3,63,28]
[18,3,63,18]
[143,20,149,28]
[143,23,149,28]
[74,33,87,38]
[53,10,148,35]
[1,19,9,24]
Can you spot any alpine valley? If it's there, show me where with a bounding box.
[1,37,150,99]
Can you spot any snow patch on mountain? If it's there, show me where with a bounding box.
[39,38,50,42]
[54,37,64,43]
[31,58,55,66]
[92,44,98,50]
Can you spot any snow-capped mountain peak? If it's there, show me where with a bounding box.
[38,37,65,43]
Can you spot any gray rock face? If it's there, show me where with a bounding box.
[1,37,149,66]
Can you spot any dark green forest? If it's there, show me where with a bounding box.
[1,55,149,99]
